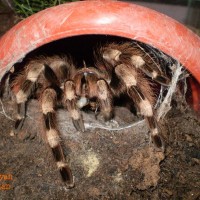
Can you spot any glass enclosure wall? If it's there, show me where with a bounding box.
[128,0,200,29]
[186,0,200,28]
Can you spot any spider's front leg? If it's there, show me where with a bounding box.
[41,87,74,188]
[63,80,85,132]
[114,64,164,149]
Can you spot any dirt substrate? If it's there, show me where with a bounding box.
[0,98,199,200]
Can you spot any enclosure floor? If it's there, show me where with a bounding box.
[0,99,199,200]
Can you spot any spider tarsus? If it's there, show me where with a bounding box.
[104,112,114,122]
[72,118,85,132]
[14,118,25,132]
[101,111,114,122]
[13,102,27,134]
[152,135,164,149]
[56,160,74,188]
[60,166,75,189]
[154,75,171,86]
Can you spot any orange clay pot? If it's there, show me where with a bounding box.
[0,0,200,110]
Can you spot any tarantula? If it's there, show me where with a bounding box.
[0,42,171,188]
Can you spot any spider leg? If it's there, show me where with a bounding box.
[0,70,12,99]
[14,79,36,133]
[128,85,163,148]
[130,54,170,86]
[13,62,63,134]
[42,87,74,188]
[102,43,170,86]
[14,102,27,132]
[13,65,45,134]
[96,79,113,121]
[64,80,85,132]
[114,64,164,149]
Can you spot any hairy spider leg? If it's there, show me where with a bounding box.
[42,87,74,188]
[0,70,12,99]
[102,43,170,86]
[64,80,85,132]
[115,64,164,149]
[130,55,170,86]
[96,79,113,121]
[13,64,45,134]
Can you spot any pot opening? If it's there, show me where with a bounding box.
[11,34,198,112]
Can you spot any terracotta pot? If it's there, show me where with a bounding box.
[0,1,200,110]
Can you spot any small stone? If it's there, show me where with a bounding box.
[163,188,173,196]
[185,134,193,142]
[10,130,15,136]
[192,158,200,165]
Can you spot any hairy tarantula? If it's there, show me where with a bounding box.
[0,42,171,188]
